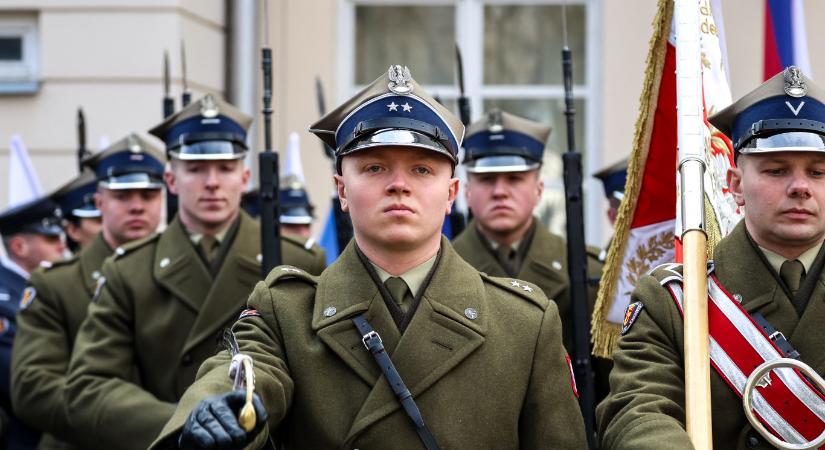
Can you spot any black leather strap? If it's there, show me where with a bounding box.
[352,314,440,450]
[751,312,801,360]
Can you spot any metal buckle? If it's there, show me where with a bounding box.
[768,330,786,342]
[362,330,382,350]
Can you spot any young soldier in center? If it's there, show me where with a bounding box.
[597,68,825,449]
[12,134,165,450]
[149,66,585,450]
[451,109,610,400]
[63,96,325,450]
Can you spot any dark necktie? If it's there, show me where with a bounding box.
[385,276,412,314]
[780,259,805,296]
[497,245,518,276]
[200,235,219,264]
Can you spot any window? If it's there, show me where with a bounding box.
[0,13,39,94]
[338,0,602,242]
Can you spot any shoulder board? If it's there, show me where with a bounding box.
[281,234,317,254]
[481,273,547,310]
[264,265,318,287]
[113,233,160,259]
[586,245,602,260]
[43,255,78,271]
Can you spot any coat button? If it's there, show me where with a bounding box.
[182,353,193,366]
[746,430,761,449]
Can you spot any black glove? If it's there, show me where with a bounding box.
[179,390,268,450]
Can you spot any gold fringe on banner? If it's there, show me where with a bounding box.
[591,0,675,359]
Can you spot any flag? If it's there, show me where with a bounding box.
[319,204,340,266]
[8,135,43,208]
[592,0,743,358]
[764,0,811,80]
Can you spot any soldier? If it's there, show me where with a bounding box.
[0,196,64,448]
[149,66,585,450]
[593,158,628,262]
[64,95,326,450]
[279,132,316,241]
[51,169,102,252]
[451,109,610,400]
[12,134,165,450]
[597,67,825,449]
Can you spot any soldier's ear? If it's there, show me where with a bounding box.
[445,178,459,214]
[334,174,348,212]
[727,166,745,207]
[164,169,178,195]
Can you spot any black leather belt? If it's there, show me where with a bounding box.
[751,312,800,360]
[352,314,440,450]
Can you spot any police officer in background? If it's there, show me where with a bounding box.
[598,67,825,449]
[51,169,102,253]
[0,197,64,449]
[12,133,165,450]
[64,95,325,450]
[149,66,585,450]
[451,109,610,400]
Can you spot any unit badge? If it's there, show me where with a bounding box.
[621,301,645,335]
[19,287,36,310]
[387,65,413,95]
[783,66,807,98]
[200,94,220,118]
[238,308,261,320]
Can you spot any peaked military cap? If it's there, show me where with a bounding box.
[52,170,101,219]
[0,196,63,237]
[462,109,551,173]
[309,65,464,174]
[709,66,825,158]
[149,94,252,160]
[593,158,628,201]
[279,175,314,225]
[82,133,165,190]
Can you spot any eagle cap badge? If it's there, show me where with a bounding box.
[387,65,413,95]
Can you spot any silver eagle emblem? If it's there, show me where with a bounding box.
[387,65,413,95]
[200,94,220,118]
[783,66,807,98]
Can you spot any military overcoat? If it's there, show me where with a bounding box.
[151,238,586,449]
[64,212,325,450]
[12,233,111,450]
[596,221,825,449]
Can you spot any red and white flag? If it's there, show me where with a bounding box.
[592,0,743,357]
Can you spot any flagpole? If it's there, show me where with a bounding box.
[675,0,712,448]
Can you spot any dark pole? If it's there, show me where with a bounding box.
[259,30,282,276]
[561,42,597,449]
[77,107,88,173]
[162,49,178,223]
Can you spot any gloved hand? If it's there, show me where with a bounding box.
[179,390,268,449]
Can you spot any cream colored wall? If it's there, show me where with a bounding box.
[0,0,225,209]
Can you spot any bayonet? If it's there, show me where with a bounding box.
[77,107,88,173]
[181,40,191,107]
[455,44,471,126]
[315,76,335,160]
[163,50,174,118]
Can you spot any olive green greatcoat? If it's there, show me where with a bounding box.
[151,238,586,449]
[12,233,111,450]
[64,212,325,450]
[596,221,825,450]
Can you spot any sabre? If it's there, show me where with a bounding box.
[223,330,257,432]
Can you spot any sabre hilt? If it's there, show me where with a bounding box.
[229,353,257,432]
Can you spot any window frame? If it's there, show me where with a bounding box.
[337,0,604,244]
[0,12,40,94]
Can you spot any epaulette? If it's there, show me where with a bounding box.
[113,233,160,259]
[480,273,548,310]
[281,234,319,254]
[42,255,78,271]
[264,265,318,287]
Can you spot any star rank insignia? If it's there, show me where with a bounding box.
[401,102,412,112]
[521,284,533,293]
[510,280,521,288]
[387,102,399,111]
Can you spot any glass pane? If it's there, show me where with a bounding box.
[355,6,455,85]
[0,37,23,61]
[482,98,587,236]
[484,5,586,85]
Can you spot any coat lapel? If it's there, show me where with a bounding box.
[78,233,113,296]
[454,223,504,276]
[345,239,486,442]
[154,216,211,313]
[788,268,825,373]
[182,213,261,355]
[518,226,568,301]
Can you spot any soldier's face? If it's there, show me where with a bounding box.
[8,233,65,272]
[166,160,250,233]
[64,217,103,249]
[729,152,825,257]
[465,170,543,242]
[95,188,163,248]
[335,146,458,254]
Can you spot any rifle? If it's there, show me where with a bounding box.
[258,0,282,277]
[76,107,89,173]
[181,40,192,107]
[162,49,179,222]
[315,76,353,253]
[448,44,469,236]
[560,9,596,449]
